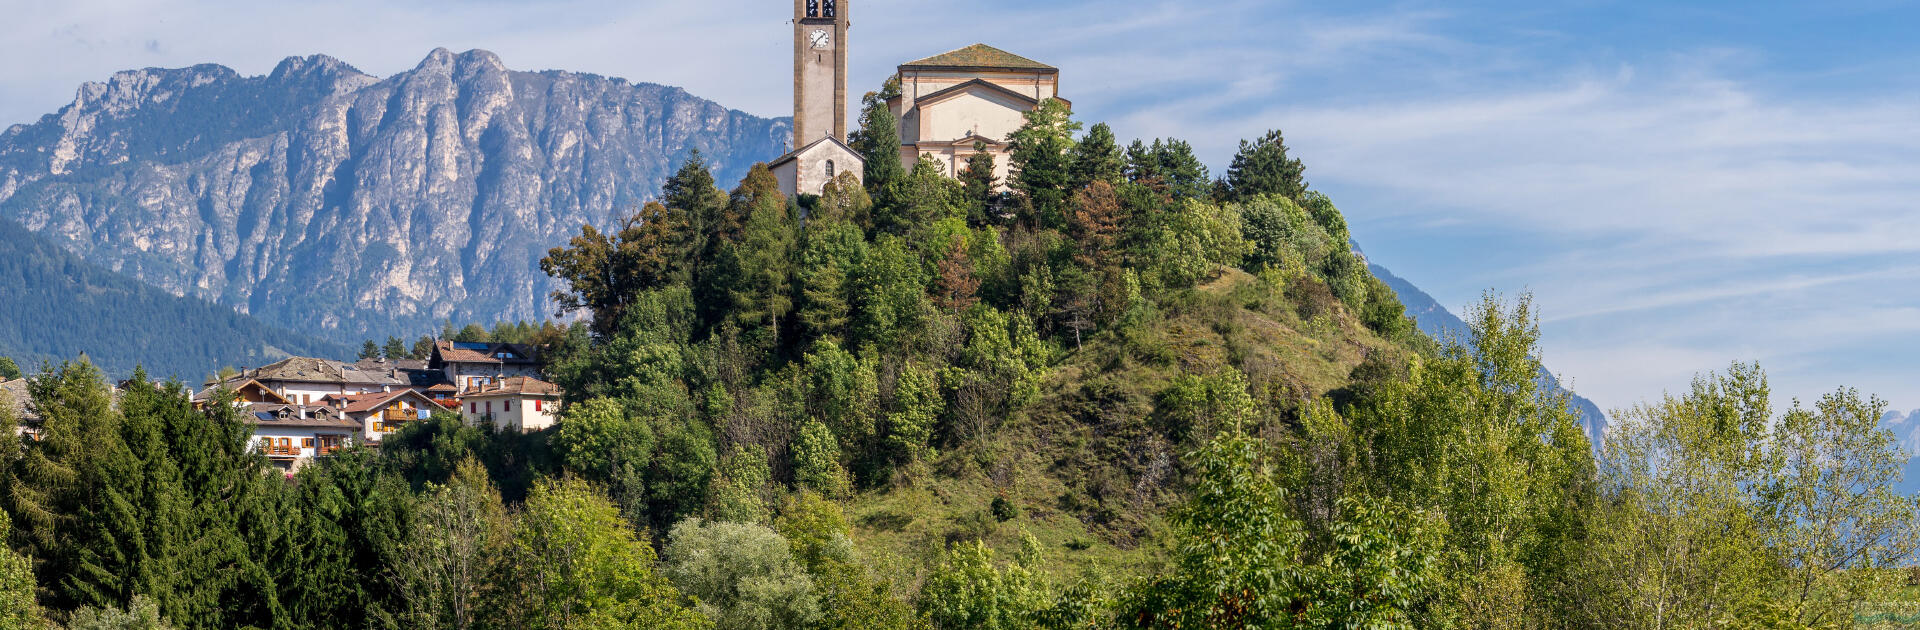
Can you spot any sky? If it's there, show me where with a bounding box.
[2,0,1918,418]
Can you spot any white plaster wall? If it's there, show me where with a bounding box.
[924,90,1031,145]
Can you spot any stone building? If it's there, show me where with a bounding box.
[890,44,1064,188]
[772,0,865,197]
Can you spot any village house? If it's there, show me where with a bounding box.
[326,389,446,444]
[429,340,544,393]
[211,356,410,407]
[458,376,563,433]
[244,403,357,472]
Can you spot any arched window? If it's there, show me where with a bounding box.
[823,0,836,18]
[825,160,835,178]
[806,0,818,17]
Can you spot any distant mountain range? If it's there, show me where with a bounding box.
[0,48,788,343]
[0,215,350,380]
[1368,262,1610,443]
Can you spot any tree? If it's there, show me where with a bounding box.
[1224,129,1307,203]
[849,78,907,197]
[0,511,40,630]
[381,337,408,361]
[791,420,849,497]
[932,239,981,314]
[883,364,941,466]
[724,166,798,343]
[360,340,381,360]
[773,493,921,630]
[0,357,18,381]
[1766,387,1920,626]
[67,596,173,630]
[1006,99,1081,229]
[1125,139,1210,200]
[412,336,436,360]
[1067,123,1124,190]
[958,143,1001,227]
[664,518,820,630]
[542,202,687,337]
[489,478,708,630]
[1067,180,1123,269]
[919,541,1048,630]
[816,171,874,230]
[394,459,508,630]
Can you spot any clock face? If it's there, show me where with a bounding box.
[810,29,831,50]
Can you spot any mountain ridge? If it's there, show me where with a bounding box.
[0,48,791,342]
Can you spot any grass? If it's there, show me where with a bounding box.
[843,268,1412,590]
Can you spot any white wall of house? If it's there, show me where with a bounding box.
[266,381,387,406]
[250,427,352,470]
[460,395,558,433]
[446,363,544,392]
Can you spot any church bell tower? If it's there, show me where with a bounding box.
[793,0,849,148]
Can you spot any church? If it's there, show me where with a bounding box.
[771,0,1063,198]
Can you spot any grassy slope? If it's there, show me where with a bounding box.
[844,269,1417,588]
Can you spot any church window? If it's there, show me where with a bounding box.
[823,0,836,17]
[825,160,835,178]
[806,0,818,17]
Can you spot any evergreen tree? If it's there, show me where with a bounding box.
[958,143,1001,227]
[1225,129,1307,203]
[359,340,381,360]
[1006,99,1081,229]
[490,478,708,630]
[1067,123,1124,190]
[382,337,408,361]
[848,77,906,198]
[932,240,981,314]
[411,336,435,360]
[724,165,798,345]
[0,357,18,381]
[0,511,41,630]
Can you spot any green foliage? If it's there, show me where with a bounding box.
[66,596,172,630]
[665,518,820,630]
[394,459,509,630]
[1224,129,1307,203]
[958,144,1001,227]
[1154,368,1255,444]
[1068,123,1125,191]
[851,78,907,196]
[1124,139,1210,200]
[1138,199,1245,290]
[490,477,709,630]
[1007,99,1082,229]
[0,511,40,630]
[794,420,851,498]
[919,541,1048,630]
[884,364,941,466]
[707,449,774,524]
[0,357,21,381]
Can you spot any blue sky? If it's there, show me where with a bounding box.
[2,0,1918,417]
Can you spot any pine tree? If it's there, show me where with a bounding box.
[848,77,906,197]
[1225,129,1308,203]
[1068,122,1124,190]
[0,357,18,381]
[359,340,381,360]
[958,143,1000,227]
[411,336,435,360]
[1006,99,1081,229]
[382,337,408,361]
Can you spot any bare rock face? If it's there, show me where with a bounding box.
[0,49,792,340]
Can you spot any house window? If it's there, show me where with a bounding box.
[504,400,512,412]
[470,402,477,413]
[535,399,543,412]
[301,438,313,449]
[276,438,291,455]
[372,421,385,433]
[825,160,835,178]
[487,401,493,413]
[823,0,835,18]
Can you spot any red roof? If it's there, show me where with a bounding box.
[463,376,562,398]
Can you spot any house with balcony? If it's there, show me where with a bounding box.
[329,389,446,443]
[459,376,563,433]
[244,403,357,473]
[206,357,410,407]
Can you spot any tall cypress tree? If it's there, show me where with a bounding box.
[848,77,906,199]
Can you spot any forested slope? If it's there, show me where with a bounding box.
[0,216,350,379]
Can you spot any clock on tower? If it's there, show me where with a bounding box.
[793,0,849,148]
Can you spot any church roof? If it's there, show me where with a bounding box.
[769,135,865,169]
[901,44,1055,72]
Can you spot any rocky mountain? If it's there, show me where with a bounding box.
[0,49,790,341]
[1369,261,1611,443]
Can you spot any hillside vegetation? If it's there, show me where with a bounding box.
[2,91,1915,630]
[0,216,351,380]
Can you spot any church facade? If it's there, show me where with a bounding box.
[890,44,1065,190]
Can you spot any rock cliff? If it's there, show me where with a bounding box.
[0,49,791,340]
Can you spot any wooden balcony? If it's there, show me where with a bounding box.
[382,408,419,422]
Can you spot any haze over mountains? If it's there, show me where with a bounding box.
[0,48,787,342]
